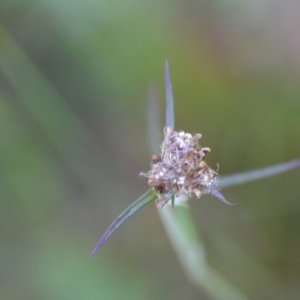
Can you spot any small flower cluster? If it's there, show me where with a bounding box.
[140,127,224,209]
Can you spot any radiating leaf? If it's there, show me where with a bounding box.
[210,188,235,205]
[165,59,174,129]
[218,159,300,189]
[91,189,157,256]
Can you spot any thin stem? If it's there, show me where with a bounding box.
[158,203,249,300]
[146,61,250,299]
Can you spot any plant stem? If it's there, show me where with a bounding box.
[158,202,249,300]
[146,61,250,299]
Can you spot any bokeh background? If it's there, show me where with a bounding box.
[1,1,300,299]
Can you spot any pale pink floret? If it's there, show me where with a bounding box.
[140,127,230,209]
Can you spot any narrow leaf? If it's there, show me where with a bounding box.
[218,159,300,189]
[210,189,235,205]
[91,189,157,256]
[165,59,174,128]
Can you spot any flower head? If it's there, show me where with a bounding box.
[140,127,231,209]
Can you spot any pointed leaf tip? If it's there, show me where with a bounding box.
[210,189,236,205]
[90,189,157,257]
[165,59,174,129]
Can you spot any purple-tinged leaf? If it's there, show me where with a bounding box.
[218,159,300,189]
[165,59,174,129]
[91,189,157,256]
[210,189,235,205]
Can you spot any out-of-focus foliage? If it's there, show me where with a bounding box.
[0,1,299,299]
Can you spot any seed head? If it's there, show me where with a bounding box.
[140,127,230,209]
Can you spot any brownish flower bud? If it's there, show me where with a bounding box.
[152,154,162,164]
[140,128,220,209]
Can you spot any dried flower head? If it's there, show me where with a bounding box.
[140,126,232,209]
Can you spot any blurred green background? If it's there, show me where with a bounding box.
[0,1,300,299]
